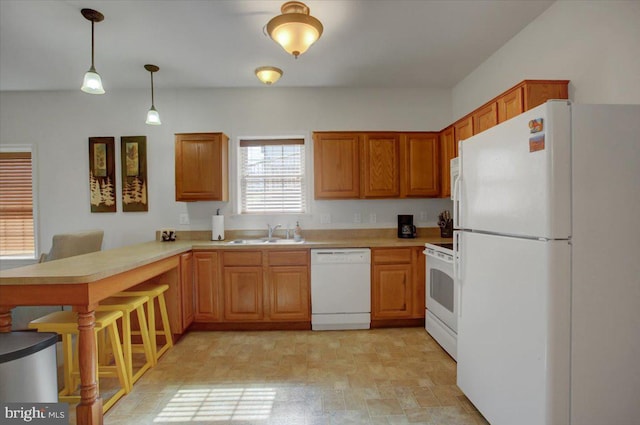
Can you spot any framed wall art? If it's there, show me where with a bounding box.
[121,136,148,212]
[88,137,116,213]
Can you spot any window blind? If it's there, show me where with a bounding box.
[0,151,35,258]
[239,139,306,214]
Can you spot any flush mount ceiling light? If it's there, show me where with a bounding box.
[255,66,283,85]
[266,1,323,59]
[144,64,161,125]
[80,8,105,94]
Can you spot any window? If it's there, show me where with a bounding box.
[239,138,306,214]
[0,149,36,259]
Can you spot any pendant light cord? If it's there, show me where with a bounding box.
[91,20,95,71]
[150,72,155,108]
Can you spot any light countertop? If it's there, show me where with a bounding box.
[0,228,451,285]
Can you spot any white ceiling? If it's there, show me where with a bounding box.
[0,0,554,91]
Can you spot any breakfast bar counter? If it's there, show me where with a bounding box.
[0,241,192,425]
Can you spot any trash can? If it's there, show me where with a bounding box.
[0,331,58,402]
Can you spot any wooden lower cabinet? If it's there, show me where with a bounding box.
[180,252,194,331]
[223,266,264,321]
[372,263,412,318]
[268,266,310,321]
[193,251,221,322]
[371,247,425,326]
[192,249,310,328]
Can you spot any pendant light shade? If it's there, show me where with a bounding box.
[146,107,161,125]
[81,68,104,94]
[144,64,161,125]
[80,9,105,94]
[255,66,283,85]
[266,1,323,58]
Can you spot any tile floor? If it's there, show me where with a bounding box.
[72,328,489,424]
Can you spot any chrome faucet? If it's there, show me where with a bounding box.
[267,224,282,239]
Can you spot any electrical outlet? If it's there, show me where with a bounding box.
[179,213,190,225]
[354,213,361,223]
[369,213,376,223]
[320,213,331,224]
[420,211,427,222]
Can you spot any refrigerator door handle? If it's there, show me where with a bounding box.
[453,231,462,318]
[453,231,460,279]
[452,175,461,228]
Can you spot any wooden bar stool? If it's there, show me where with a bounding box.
[28,310,129,412]
[112,283,173,364]
[96,295,154,386]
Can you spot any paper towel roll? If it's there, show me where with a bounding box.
[212,215,224,241]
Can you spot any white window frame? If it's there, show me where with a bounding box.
[0,144,39,261]
[235,135,311,216]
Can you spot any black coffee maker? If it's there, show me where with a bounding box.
[398,214,417,238]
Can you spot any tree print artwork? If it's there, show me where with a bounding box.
[89,137,116,212]
[121,136,148,212]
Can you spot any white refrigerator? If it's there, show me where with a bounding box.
[453,100,640,425]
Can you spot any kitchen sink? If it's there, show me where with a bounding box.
[227,238,304,245]
[226,239,265,245]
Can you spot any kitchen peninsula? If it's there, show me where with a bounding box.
[0,229,450,425]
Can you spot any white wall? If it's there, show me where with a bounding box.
[452,0,640,119]
[0,87,452,258]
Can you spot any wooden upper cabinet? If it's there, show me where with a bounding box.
[175,132,229,201]
[498,87,524,123]
[313,132,360,199]
[473,102,498,134]
[400,133,439,198]
[454,116,473,143]
[497,80,569,124]
[361,133,401,198]
[439,126,456,198]
[522,80,569,110]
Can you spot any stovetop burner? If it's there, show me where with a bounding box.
[434,243,453,250]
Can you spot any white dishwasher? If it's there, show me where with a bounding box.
[310,248,371,330]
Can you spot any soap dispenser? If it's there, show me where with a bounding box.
[294,221,303,242]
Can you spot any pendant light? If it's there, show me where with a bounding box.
[266,1,323,59]
[144,64,161,125]
[255,66,283,85]
[80,9,105,94]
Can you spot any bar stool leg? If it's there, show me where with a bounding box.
[61,334,74,396]
[105,320,130,397]
[155,294,174,359]
[146,298,157,365]
[133,304,153,382]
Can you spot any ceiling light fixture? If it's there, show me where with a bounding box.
[255,66,283,85]
[266,1,323,59]
[80,9,105,94]
[144,64,161,125]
